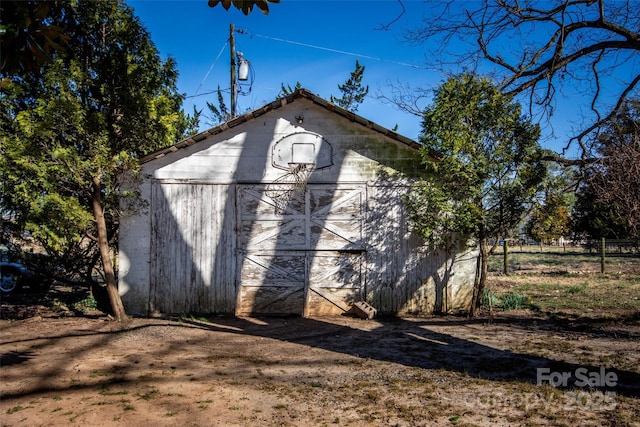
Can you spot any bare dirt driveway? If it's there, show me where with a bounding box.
[1,288,640,426]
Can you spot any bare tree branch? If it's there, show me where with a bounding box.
[589,115,640,241]
[397,0,640,159]
[571,73,640,152]
[376,80,431,117]
[377,0,406,31]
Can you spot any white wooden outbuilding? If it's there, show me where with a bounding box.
[119,89,478,317]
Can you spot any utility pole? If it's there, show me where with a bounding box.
[230,23,237,118]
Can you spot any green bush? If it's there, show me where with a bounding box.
[482,289,526,311]
[73,296,97,312]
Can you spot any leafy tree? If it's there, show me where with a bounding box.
[208,0,280,15]
[571,180,628,241]
[330,60,369,112]
[0,1,188,320]
[395,0,639,160]
[526,163,576,244]
[573,99,640,243]
[0,1,70,79]
[405,73,547,315]
[526,192,571,245]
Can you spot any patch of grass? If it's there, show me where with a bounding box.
[73,296,98,312]
[599,352,626,365]
[481,288,501,309]
[481,289,526,311]
[541,337,574,353]
[138,387,159,400]
[566,284,585,294]
[99,386,129,396]
[6,405,26,414]
[196,399,213,409]
[177,314,211,323]
[488,253,640,314]
[501,292,526,310]
[165,392,185,397]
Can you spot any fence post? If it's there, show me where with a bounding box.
[503,239,509,275]
[601,237,606,274]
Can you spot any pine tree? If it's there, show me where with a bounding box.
[330,61,369,112]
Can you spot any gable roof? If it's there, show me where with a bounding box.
[140,88,421,164]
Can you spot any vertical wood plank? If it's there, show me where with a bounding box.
[151,182,236,314]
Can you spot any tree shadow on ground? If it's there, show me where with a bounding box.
[176,314,640,398]
[1,310,638,403]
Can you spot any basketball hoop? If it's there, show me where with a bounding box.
[265,163,314,214]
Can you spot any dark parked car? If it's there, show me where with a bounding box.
[0,261,52,294]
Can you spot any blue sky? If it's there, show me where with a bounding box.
[129,0,447,140]
[128,0,620,157]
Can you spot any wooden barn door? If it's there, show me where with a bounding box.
[236,184,366,316]
[150,182,236,315]
[305,186,366,316]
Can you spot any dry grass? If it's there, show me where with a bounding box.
[486,246,640,317]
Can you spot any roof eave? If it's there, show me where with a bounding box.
[139,88,421,164]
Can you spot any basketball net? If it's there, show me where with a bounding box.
[265,163,314,214]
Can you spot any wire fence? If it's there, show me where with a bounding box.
[493,238,638,255]
[492,238,639,274]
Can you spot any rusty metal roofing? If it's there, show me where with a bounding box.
[139,88,421,163]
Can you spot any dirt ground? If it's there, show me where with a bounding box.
[1,285,640,427]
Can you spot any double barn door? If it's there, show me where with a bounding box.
[236,184,366,316]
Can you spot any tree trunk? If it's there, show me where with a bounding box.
[470,253,481,317]
[91,175,128,321]
[470,240,488,317]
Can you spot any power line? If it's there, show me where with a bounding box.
[187,27,432,100]
[191,40,228,98]
[186,88,231,100]
[247,30,431,70]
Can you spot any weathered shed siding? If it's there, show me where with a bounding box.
[365,184,474,314]
[119,90,477,317]
[150,182,236,314]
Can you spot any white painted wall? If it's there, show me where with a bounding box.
[119,98,477,316]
